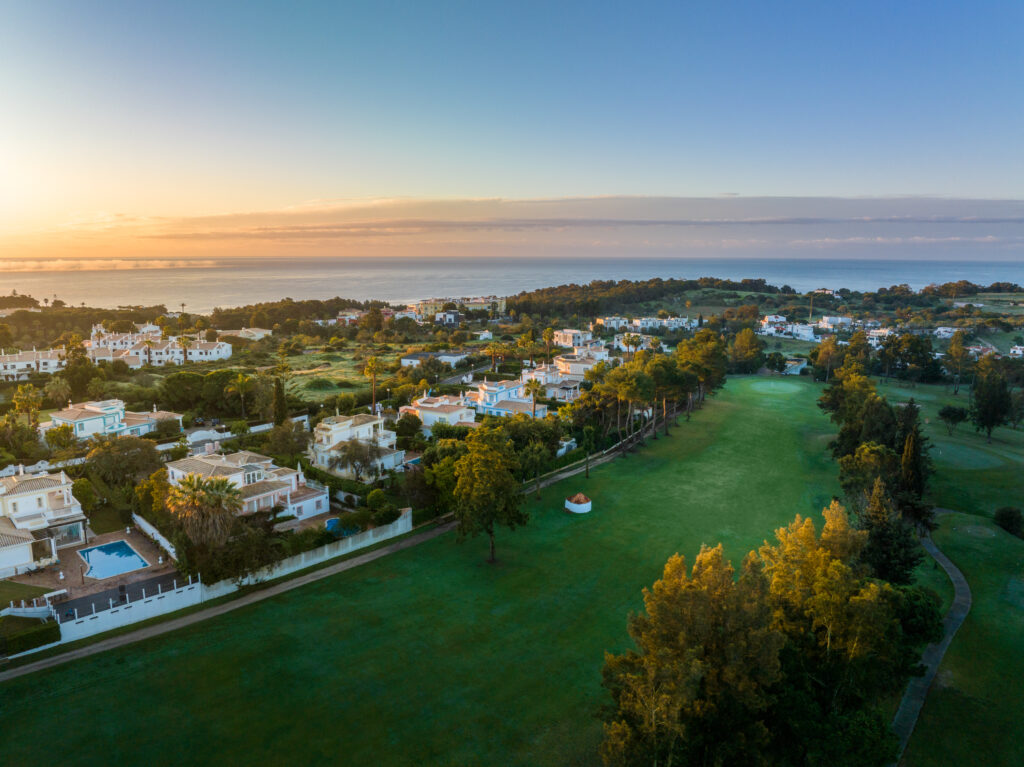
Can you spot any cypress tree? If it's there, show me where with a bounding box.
[273,377,288,426]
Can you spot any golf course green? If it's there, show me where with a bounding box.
[1,376,840,766]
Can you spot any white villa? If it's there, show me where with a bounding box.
[1010,345,1024,358]
[219,327,273,341]
[42,400,182,440]
[553,352,601,380]
[933,327,958,340]
[521,364,581,402]
[309,414,406,479]
[87,326,232,368]
[757,316,818,342]
[167,451,329,520]
[612,333,664,352]
[594,316,695,333]
[399,395,477,431]
[400,349,471,368]
[0,348,65,381]
[574,339,610,360]
[816,316,854,332]
[466,379,548,418]
[868,327,896,346]
[553,329,592,348]
[0,469,87,577]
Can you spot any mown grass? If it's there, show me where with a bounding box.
[0,580,48,606]
[903,513,1024,767]
[0,376,840,767]
[877,379,1023,517]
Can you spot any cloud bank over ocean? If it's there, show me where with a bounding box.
[4,196,1023,264]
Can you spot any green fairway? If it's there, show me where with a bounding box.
[903,513,1024,767]
[878,380,1023,517]
[0,376,841,766]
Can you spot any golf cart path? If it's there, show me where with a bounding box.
[891,509,972,765]
[0,520,457,683]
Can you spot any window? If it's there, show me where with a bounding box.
[37,497,43,508]
[11,502,17,513]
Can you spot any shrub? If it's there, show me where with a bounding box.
[994,507,1023,537]
[412,506,440,527]
[371,503,401,526]
[0,616,60,655]
[366,489,388,511]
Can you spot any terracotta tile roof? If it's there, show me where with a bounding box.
[0,517,34,548]
[239,480,289,500]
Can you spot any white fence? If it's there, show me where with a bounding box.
[58,579,204,643]
[235,510,413,586]
[30,509,414,650]
[131,513,178,560]
[0,457,86,478]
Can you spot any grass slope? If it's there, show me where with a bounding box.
[903,513,1024,767]
[0,580,48,606]
[1,377,839,766]
[878,380,1023,517]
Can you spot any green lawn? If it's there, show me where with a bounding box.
[0,579,48,606]
[903,513,1024,767]
[877,379,1023,517]
[87,505,129,535]
[0,376,840,767]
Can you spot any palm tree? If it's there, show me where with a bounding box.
[542,327,555,362]
[179,336,192,364]
[581,425,595,478]
[225,373,254,418]
[143,337,155,366]
[43,377,72,408]
[12,384,43,429]
[167,474,242,548]
[363,356,383,412]
[484,342,503,372]
[523,378,544,418]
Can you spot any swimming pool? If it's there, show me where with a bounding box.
[78,540,150,579]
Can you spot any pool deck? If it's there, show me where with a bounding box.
[5,528,176,604]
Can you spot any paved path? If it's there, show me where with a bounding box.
[0,520,457,683]
[890,510,972,765]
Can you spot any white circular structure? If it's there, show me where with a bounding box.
[565,492,592,514]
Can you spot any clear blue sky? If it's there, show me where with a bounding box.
[1,0,1022,233]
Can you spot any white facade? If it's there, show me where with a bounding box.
[0,348,65,381]
[613,333,664,352]
[816,316,854,332]
[88,327,232,367]
[933,327,958,340]
[219,327,273,341]
[466,379,548,418]
[309,414,405,479]
[44,400,182,440]
[166,451,329,519]
[0,470,86,577]
[521,364,581,402]
[553,329,592,348]
[399,395,477,431]
[1009,345,1024,358]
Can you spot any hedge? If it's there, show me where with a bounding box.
[299,459,372,499]
[0,616,60,655]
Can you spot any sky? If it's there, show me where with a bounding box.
[1,0,1022,263]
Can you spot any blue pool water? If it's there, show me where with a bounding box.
[78,541,150,579]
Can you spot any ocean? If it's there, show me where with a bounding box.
[1,256,1022,315]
